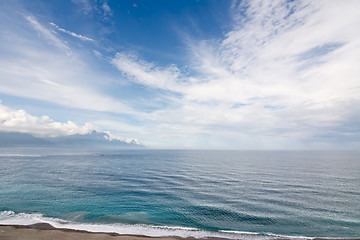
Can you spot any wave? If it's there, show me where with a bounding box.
[0,152,102,158]
[0,153,44,157]
[0,211,324,240]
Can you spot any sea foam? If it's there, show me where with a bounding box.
[0,211,317,240]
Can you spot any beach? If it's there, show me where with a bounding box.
[0,224,209,240]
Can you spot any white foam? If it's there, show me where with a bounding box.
[264,232,314,239]
[0,211,314,239]
[0,211,67,225]
[220,230,261,235]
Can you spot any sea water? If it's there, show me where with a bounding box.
[0,149,359,239]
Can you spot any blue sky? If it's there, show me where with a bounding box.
[0,0,359,149]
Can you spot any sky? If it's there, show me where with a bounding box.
[0,0,359,149]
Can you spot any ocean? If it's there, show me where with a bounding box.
[0,149,359,239]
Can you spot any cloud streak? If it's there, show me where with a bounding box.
[26,16,70,52]
[50,22,94,42]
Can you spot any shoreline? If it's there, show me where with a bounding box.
[0,224,356,240]
[0,224,221,240]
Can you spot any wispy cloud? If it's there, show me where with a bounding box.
[111,52,187,92]
[71,0,93,15]
[0,13,136,115]
[184,0,360,105]
[111,0,360,148]
[50,22,94,42]
[25,16,71,52]
[71,0,112,18]
[101,0,112,16]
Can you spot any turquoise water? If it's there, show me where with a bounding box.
[0,149,359,239]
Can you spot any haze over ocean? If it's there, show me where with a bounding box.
[1,149,359,239]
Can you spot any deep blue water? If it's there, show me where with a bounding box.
[0,149,359,239]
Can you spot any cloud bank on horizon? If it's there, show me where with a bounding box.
[0,101,140,144]
[0,0,359,149]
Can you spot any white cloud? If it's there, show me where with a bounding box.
[0,101,141,144]
[103,131,140,145]
[0,101,96,137]
[50,22,94,42]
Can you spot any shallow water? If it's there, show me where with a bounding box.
[0,149,359,239]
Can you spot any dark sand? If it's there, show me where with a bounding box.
[0,224,224,240]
